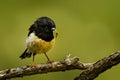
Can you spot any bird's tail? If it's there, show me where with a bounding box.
[19,49,32,59]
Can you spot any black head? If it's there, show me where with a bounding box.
[28,16,56,41]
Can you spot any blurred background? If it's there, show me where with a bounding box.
[0,0,120,80]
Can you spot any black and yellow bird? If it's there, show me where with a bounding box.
[20,16,58,66]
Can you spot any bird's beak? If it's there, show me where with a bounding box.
[52,28,58,38]
[51,27,56,31]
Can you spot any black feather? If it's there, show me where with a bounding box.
[19,49,32,59]
[28,16,56,41]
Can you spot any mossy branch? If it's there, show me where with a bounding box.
[0,52,120,80]
[74,51,120,80]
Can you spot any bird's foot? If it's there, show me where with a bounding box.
[31,62,36,68]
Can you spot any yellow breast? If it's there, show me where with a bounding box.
[26,32,55,54]
[35,38,55,53]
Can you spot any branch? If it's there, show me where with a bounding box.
[74,51,120,80]
[0,54,91,80]
[0,52,120,80]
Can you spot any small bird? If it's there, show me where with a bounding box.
[20,16,58,66]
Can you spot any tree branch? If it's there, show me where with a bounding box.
[0,52,120,80]
[0,54,91,80]
[74,51,120,80]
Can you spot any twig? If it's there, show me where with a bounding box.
[74,51,120,80]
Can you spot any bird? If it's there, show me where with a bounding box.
[19,16,58,67]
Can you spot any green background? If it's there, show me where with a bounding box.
[0,0,120,80]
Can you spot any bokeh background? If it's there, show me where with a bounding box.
[0,0,120,80]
